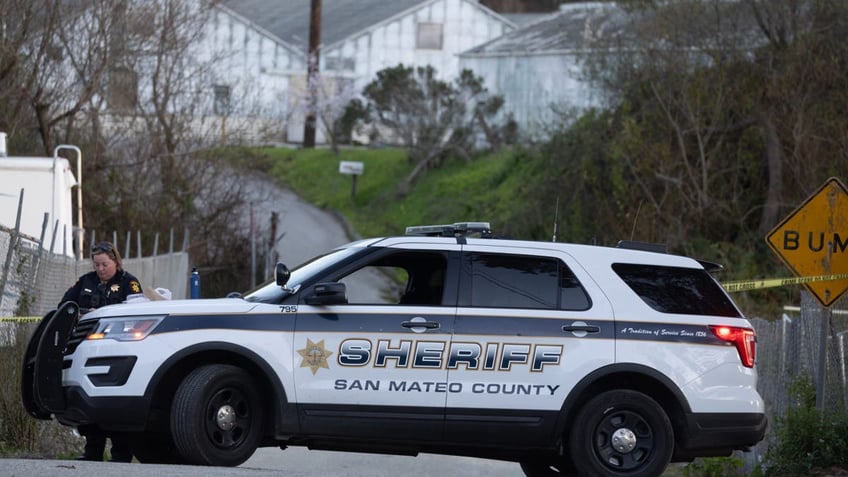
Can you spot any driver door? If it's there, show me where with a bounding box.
[292,244,460,442]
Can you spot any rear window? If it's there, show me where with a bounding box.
[612,263,740,317]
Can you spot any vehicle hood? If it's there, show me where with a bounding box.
[80,298,257,320]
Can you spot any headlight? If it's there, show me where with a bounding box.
[86,316,164,341]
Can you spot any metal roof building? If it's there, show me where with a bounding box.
[459,2,626,137]
[217,0,515,142]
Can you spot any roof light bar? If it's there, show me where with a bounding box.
[405,222,492,238]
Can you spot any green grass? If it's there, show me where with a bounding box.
[260,147,523,239]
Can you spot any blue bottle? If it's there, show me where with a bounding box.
[190,267,201,299]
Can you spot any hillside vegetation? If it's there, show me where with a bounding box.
[260,147,519,239]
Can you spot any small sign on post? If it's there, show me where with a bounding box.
[339,161,364,198]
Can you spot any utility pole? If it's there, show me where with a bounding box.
[303,0,322,148]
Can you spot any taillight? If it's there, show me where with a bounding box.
[709,325,756,368]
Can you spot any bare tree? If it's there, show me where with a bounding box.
[0,0,119,154]
[578,0,848,244]
[82,0,274,295]
[0,0,274,295]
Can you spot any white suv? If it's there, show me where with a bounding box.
[23,222,766,477]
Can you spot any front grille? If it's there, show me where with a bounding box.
[65,319,99,355]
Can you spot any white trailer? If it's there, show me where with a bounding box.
[0,133,81,257]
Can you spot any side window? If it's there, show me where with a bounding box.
[561,267,591,311]
[416,22,443,50]
[612,263,741,317]
[340,266,406,304]
[469,253,590,310]
[339,251,448,306]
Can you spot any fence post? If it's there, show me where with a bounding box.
[0,189,24,311]
[815,306,831,409]
[839,331,847,409]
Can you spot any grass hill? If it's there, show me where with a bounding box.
[257,146,531,240]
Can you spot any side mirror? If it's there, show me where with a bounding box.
[304,282,347,306]
[275,263,291,287]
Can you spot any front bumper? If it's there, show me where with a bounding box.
[55,386,151,432]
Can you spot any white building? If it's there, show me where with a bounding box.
[216,0,515,143]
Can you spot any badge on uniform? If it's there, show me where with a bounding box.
[111,284,120,293]
[131,281,141,293]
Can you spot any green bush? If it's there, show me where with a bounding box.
[764,378,848,476]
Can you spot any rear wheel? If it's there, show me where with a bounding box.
[170,364,263,466]
[568,390,673,477]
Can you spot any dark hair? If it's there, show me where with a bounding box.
[90,241,123,270]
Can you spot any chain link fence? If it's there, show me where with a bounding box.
[1,223,190,320]
[745,291,848,468]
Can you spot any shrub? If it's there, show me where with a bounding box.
[764,378,848,476]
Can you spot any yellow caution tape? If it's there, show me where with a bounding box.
[721,273,848,292]
[0,316,41,323]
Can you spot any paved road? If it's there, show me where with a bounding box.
[244,171,392,301]
[1,453,693,477]
[1,448,525,477]
[243,171,352,269]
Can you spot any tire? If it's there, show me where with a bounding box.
[130,432,186,464]
[170,364,264,466]
[568,390,673,477]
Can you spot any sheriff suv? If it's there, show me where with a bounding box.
[23,222,766,477]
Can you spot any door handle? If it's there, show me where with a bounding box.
[402,320,440,329]
[562,324,600,333]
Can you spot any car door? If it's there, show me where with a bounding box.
[444,244,614,447]
[292,243,460,442]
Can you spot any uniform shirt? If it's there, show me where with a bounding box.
[60,270,143,310]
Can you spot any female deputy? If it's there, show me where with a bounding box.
[59,241,142,462]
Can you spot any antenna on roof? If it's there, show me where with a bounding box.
[552,196,559,242]
[630,201,643,241]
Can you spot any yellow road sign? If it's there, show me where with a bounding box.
[766,177,848,307]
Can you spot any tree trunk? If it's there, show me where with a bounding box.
[757,110,784,236]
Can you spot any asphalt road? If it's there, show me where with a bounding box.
[243,171,353,269]
[1,447,525,477]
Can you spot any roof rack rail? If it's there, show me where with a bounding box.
[405,222,493,238]
[616,240,668,254]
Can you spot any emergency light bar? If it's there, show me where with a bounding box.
[405,222,492,238]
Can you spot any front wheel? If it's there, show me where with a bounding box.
[568,390,673,477]
[171,364,264,466]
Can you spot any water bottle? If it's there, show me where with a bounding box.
[190,267,201,299]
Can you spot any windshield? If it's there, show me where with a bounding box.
[243,246,364,303]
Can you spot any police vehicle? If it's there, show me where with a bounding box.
[22,222,766,477]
